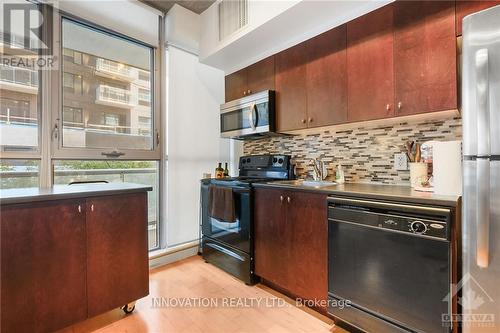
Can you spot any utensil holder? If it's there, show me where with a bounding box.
[409,162,428,188]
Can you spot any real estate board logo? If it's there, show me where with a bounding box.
[2,2,48,51]
[442,273,495,328]
[1,1,57,69]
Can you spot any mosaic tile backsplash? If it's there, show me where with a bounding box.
[244,116,462,185]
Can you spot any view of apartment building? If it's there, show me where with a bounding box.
[61,47,153,149]
[0,31,40,151]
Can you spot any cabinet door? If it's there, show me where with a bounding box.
[247,56,275,94]
[394,1,457,116]
[287,192,328,311]
[275,43,308,131]
[347,5,394,122]
[456,1,500,36]
[86,193,149,317]
[225,68,247,102]
[254,188,290,289]
[1,200,87,333]
[306,25,348,127]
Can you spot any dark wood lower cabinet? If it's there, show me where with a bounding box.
[287,191,327,309]
[86,193,149,317]
[1,191,150,333]
[1,200,87,333]
[254,188,328,313]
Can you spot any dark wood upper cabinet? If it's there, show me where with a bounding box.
[347,5,395,122]
[86,193,149,317]
[247,56,275,95]
[225,68,247,102]
[394,1,457,116]
[456,1,500,36]
[1,200,87,333]
[254,188,291,290]
[306,25,348,127]
[224,56,275,102]
[275,43,308,131]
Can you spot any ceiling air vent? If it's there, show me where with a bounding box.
[218,0,248,41]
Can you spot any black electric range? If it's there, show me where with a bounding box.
[200,154,294,284]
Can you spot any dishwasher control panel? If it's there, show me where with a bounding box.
[327,197,451,241]
[379,215,447,239]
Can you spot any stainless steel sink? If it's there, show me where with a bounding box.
[270,179,337,188]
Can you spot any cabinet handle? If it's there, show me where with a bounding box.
[91,204,94,212]
[386,104,391,111]
[287,196,291,204]
[301,119,306,124]
[397,102,402,111]
[78,205,82,213]
[247,90,252,94]
[243,91,247,96]
[308,117,313,123]
[280,195,284,203]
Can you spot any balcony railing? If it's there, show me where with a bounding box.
[95,58,134,79]
[0,113,37,125]
[96,85,133,106]
[0,64,38,87]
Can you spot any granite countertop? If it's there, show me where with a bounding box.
[253,182,460,207]
[0,183,153,205]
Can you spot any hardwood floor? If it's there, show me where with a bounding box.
[57,255,346,333]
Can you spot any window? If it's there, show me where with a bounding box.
[60,18,154,151]
[138,88,151,106]
[0,159,40,189]
[62,48,82,64]
[63,106,83,128]
[63,72,83,94]
[53,160,160,250]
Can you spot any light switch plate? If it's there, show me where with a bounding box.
[394,153,408,171]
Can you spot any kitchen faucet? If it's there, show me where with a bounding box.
[310,158,327,181]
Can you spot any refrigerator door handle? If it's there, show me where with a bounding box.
[476,159,490,268]
[475,48,490,157]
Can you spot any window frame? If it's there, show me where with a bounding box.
[51,12,161,160]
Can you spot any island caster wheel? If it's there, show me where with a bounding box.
[121,302,136,314]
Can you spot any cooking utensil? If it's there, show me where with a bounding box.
[415,143,421,162]
[405,140,415,162]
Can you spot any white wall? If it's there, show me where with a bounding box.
[165,4,201,54]
[166,46,230,248]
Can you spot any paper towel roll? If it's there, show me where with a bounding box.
[433,141,462,196]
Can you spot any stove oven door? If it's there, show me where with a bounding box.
[201,182,251,254]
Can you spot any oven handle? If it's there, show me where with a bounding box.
[205,242,245,262]
[327,196,451,217]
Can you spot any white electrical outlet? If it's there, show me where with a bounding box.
[394,153,408,171]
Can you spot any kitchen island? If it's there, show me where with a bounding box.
[0,183,152,333]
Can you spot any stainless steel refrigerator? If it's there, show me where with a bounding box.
[462,5,500,333]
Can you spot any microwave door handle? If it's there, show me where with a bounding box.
[476,49,490,157]
[248,103,256,131]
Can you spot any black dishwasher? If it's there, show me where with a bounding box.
[327,196,452,333]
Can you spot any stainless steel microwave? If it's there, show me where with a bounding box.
[220,90,276,140]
